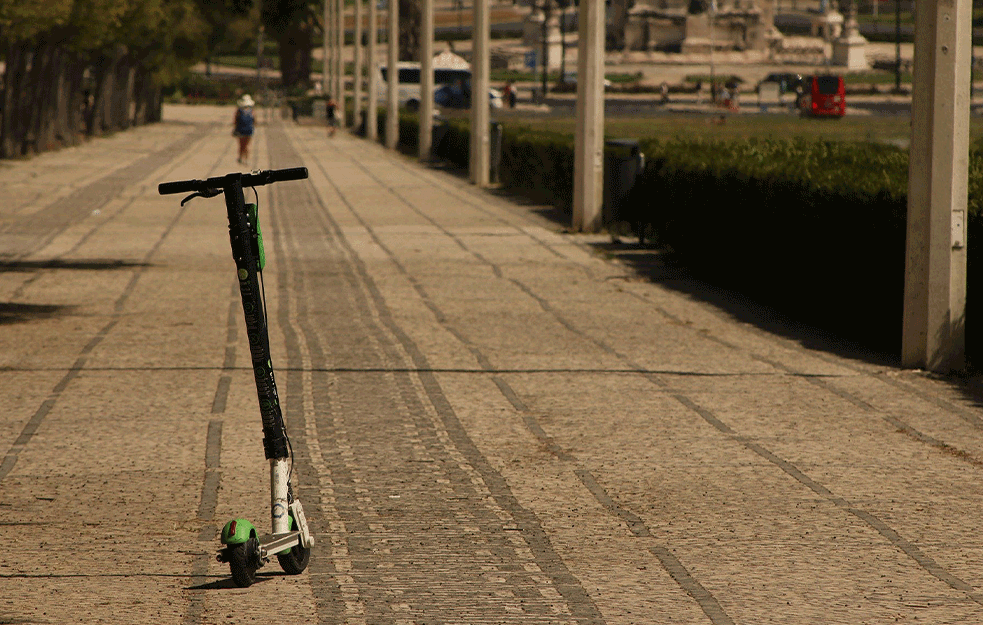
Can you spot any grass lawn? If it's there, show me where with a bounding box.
[485,112,983,147]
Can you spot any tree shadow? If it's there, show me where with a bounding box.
[0,302,68,325]
[0,258,148,325]
[0,259,147,272]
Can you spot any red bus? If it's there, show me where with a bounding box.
[800,75,846,118]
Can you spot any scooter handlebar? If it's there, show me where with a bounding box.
[157,166,309,196]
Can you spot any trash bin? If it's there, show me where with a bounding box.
[489,122,503,184]
[431,117,450,159]
[603,139,645,225]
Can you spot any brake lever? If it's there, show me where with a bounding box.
[180,188,222,206]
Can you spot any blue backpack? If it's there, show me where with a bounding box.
[235,108,254,136]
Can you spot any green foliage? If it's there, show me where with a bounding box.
[0,0,73,41]
[624,137,909,353]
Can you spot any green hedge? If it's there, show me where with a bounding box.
[629,138,910,354]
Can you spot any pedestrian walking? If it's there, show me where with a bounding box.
[502,81,517,108]
[233,94,255,164]
[326,96,339,137]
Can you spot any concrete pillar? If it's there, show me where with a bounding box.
[335,0,346,127]
[902,0,971,372]
[354,0,364,130]
[322,0,329,95]
[419,0,435,160]
[470,0,491,186]
[326,0,334,99]
[386,0,399,150]
[367,0,379,140]
[572,0,605,232]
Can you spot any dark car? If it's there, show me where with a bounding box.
[433,79,504,110]
[758,72,804,95]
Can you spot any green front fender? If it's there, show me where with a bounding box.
[221,518,257,545]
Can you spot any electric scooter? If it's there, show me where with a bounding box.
[159,167,314,587]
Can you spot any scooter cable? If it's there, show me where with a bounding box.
[254,187,296,491]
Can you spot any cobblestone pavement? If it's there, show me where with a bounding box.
[3,105,983,624]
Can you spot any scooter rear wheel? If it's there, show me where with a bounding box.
[229,537,260,587]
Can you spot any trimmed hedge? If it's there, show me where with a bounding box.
[629,138,911,354]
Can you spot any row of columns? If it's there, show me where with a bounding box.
[319,0,606,226]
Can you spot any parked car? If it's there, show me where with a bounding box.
[432,78,504,110]
[757,72,804,95]
[378,63,503,110]
[560,71,612,88]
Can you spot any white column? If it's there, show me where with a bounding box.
[321,0,331,95]
[902,0,971,371]
[326,0,334,100]
[386,0,400,149]
[367,0,379,140]
[335,0,347,127]
[572,0,605,232]
[354,0,364,130]
[419,0,435,160]
[470,0,490,186]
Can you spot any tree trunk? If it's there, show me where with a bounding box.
[277,21,313,90]
[399,0,421,62]
[1,41,30,158]
[88,47,125,136]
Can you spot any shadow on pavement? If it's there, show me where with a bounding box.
[0,303,68,325]
[186,572,281,591]
[0,259,147,325]
[592,239,901,370]
[0,259,148,272]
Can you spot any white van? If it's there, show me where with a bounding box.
[377,62,503,110]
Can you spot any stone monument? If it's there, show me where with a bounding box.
[831,0,868,69]
[612,0,780,54]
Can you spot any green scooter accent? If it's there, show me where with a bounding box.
[278,515,298,555]
[221,518,257,545]
[245,203,265,270]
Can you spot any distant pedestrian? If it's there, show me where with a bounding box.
[502,81,517,108]
[233,94,255,164]
[326,96,339,137]
[660,82,669,105]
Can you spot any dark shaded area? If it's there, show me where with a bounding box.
[591,240,901,369]
[0,302,68,325]
[0,259,145,324]
[187,572,279,590]
[0,259,147,272]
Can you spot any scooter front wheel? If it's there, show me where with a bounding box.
[276,543,310,575]
[276,513,311,574]
[229,537,261,587]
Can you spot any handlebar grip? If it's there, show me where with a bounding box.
[269,167,308,182]
[158,179,201,195]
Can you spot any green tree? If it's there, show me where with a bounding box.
[0,0,214,157]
